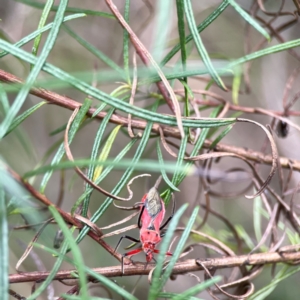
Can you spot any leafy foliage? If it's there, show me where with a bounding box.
[1,1,300,299]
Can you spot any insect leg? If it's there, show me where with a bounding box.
[121,248,143,273]
[137,204,146,229]
[114,235,140,253]
[159,193,176,230]
[153,249,172,256]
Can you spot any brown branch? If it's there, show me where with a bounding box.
[3,163,122,262]
[1,68,300,171]
[9,250,300,283]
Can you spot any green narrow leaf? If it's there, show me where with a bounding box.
[27,232,71,300]
[228,0,270,41]
[34,243,138,300]
[183,0,227,90]
[159,292,200,300]
[148,204,188,300]
[49,122,67,136]
[153,0,173,62]
[15,0,115,18]
[75,101,159,244]
[229,38,300,68]
[176,0,190,119]
[0,0,69,139]
[93,125,121,181]
[40,99,92,193]
[177,106,221,185]
[48,206,89,299]
[92,103,107,118]
[209,124,233,149]
[4,101,47,137]
[31,0,54,60]
[157,207,199,294]
[0,188,8,300]
[167,129,188,204]
[24,158,191,178]
[81,108,114,217]
[0,84,9,113]
[253,193,262,242]
[249,265,300,300]
[161,0,230,65]
[71,137,138,215]
[235,224,255,250]
[0,14,86,59]
[61,296,111,300]
[123,0,130,83]
[232,68,241,105]
[156,140,180,191]
[163,106,221,202]
[0,39,236,129]
[176,0,187,65]
[62,25,125,77]
[172,275,222,300]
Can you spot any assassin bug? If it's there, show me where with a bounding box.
[115,176,175,273]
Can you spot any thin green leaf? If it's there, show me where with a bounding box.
[253,194,262,246]
[228,0,270,41]
[157,207,199,294]
[148,204,188,300]
[34,243,138,300]
[75,101,159,244]
[161,0,230,65]
[123,0,130,83]
[166,128,188,204]
[232,68,242,105]
[0,90,33,157]
[0,187,8,300]
[31,0,54,61]
[0,84,9,113]
[27,234,71,300]
[40,99,92,193]
[49,122,67,136]
[4,101,47,137]
[249,265,300,300]
[159,293,200,300]
[209,124,233,149]
[92,103,107,118]
[228,39,300,68]
[183,0,226,90]
[176,0,187,67]
[177,106,221,184]
[62,25,125,77]
[81,108,114,217]
[153,0,173,62]
[235,224,255,250]
[156,140,180,191]
[62,296,111,300]
[71,137,137,215]
[162,106,221,202]
[24,158,193,179]
[48,206,89,299]
[0,39,236,129]
[172,275,222,300]
[0,161,41,225]
[0,0,68,139]
[176,0,190,124]
[0,14,86,59]
[93,125,121,181]
[15,0,114,18]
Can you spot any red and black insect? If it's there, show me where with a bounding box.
[115,176,175,273]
